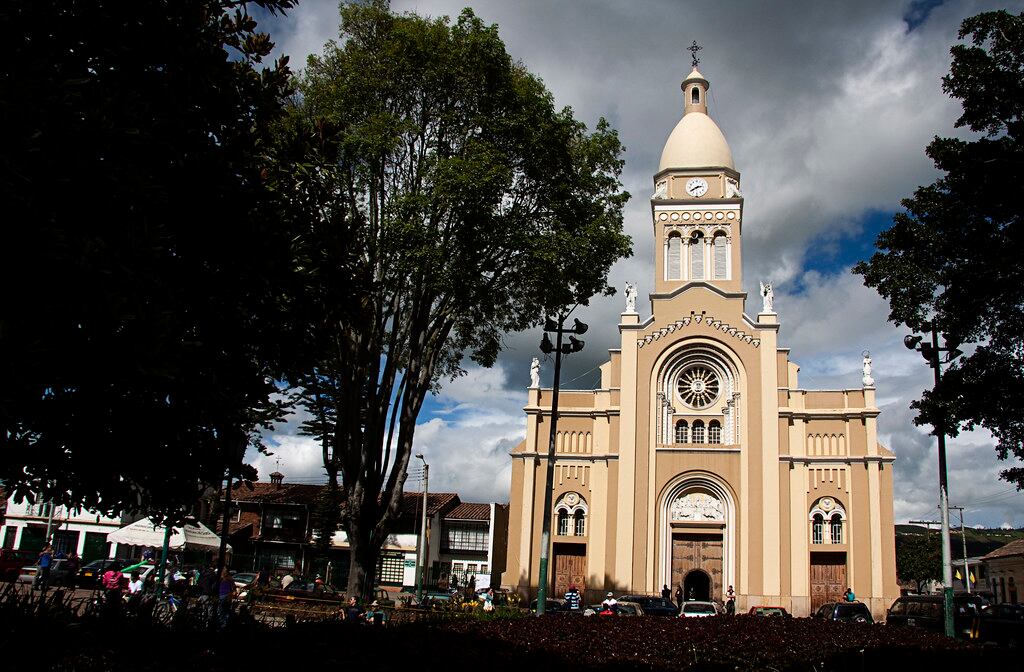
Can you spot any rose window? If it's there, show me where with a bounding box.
[677,365,720,409]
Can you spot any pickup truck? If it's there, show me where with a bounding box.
[0,550,35,582]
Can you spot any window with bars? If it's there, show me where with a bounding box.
[675,420,689,443]
[692,420,705,443]
[830,514,843,544]
[443,521,489,551]
[708,420,721,444]
[376,553,404,585]
[812,514,824,544]
[573,511,586,537]
[557,510,570,536]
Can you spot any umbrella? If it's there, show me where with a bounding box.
[107,517,229,552]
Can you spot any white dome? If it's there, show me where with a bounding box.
[658,112,734,172]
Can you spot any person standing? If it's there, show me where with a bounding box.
[600,591,618,615]
[564,585,582,612]
[345,596,363,623]
[35,544,53,591]
[217,567,236,630]
[661,584,672,601]
[674,585,683,606]
[844,587,856,602]
[483,588,495,613]
[101,565,124,617]
[726,585,736,615]
[364,600,386,626]
[65,551,81,588]
[280,571,295,590]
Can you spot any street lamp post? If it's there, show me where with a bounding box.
[905,323,962,638]
[415,453,429,604]
[535,315,587,616]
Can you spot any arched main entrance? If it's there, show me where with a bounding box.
[683,570,711,601]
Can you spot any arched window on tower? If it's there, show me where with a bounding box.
[691,419,705,443]
[691,86,700,105]
[573,510,586,537]
[708,420,721,444]
[557,510,569,536]
[675,420,689,444]
[830,513,843,544]
[713,232,728,279]
[667,233,682,280]
[690,232,704,280]
[812,514,824,544]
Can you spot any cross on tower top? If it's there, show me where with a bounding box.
[687,40,702,68]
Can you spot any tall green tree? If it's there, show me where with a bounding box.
[0,0,298,517]
[854,10,1024,487]
[896,532,942,594]
[276,1,632,597]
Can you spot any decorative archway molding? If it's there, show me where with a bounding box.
[656,470,737,598]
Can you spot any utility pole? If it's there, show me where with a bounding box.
[415,454,428,603]
[904,323,963,638]
[44,500,55,544]
[949,506,971,592]
[535,315,587,616]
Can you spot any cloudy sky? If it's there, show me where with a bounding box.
[246,0,1024,529]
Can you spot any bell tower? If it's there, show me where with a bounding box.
[651,62,743,295]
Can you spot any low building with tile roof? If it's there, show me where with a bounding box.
[982,539,1024,604]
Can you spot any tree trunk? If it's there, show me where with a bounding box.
[346,524,380,601]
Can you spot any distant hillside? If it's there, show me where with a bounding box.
[896,524,1024,559]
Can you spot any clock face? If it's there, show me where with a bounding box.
[686,177,709,198]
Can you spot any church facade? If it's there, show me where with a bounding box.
[502,66,899,618]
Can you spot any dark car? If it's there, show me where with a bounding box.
[530,598,566,613]
[619,594,678,616]
[814,601,873,623]
[18,558,78,588]
[77,558,129,588]
[978,603,1024,647]
[886,594,983,638]
[261,579,344,604]
[748,605,791,617]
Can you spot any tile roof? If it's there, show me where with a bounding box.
[982,538,1024,561]
[445,502,491,521]
[231,481,323,506]
[401,491,460,517]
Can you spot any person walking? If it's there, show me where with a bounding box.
[564,585,582,612]
[217,567,236,630]
[674,585,683,606]
[65,551,81,588]
[844,587,856,602]
[101,565,124,617]
[726,585,736,615]
[661,584,672,601]
[35,544,53,591]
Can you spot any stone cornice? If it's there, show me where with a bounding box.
[523,407,619,418]
[778,408,880,420]
[780,455,896,465]
[510,452,618,462]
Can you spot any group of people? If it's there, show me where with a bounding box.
[661,583,737,615]
[32,543,82,591]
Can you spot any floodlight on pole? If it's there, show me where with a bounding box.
[414,453,429,603]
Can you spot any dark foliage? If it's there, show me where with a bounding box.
[0,1,298,517]
[853,10,1024,486]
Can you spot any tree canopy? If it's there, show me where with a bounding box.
[853,10,1024,487]
[0,0,298,516]
[276,1,632,596]
[895,532,942,594]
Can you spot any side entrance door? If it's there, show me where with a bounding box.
[553,543,586,598]
[810,551,847,612]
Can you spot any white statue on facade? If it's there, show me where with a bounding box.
[530,357,541,388]
[624,282,638,313]
[725,177,743,198]
[652,180,668,199]
[861,350,875,388]
[759,281,774,313]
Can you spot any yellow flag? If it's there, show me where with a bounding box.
[955,569,962,580]
[970,571,976,583]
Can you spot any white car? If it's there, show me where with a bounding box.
[680,600,719,617]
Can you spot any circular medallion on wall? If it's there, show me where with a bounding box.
[819,497,835,512]
[564,492,579,506]
[676,365,721,409]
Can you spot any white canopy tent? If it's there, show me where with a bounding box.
[107,517,229,552]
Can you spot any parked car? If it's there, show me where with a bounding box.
[614,600,646,616]
[18,558,77,587]
[231,572,258,590]
[885,594,982,638]
[978,603,1024,648]
[813,601,873,624]
[681,601,719,618]
[748,605,792,618]
[530,598,566,613]
[619,594,678,616]
[0,550,35,582]
[77,558,129,588]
